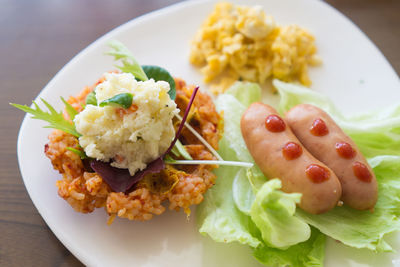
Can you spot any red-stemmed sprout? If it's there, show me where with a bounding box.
[90,86,199,194]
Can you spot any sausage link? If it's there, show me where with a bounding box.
[286,104,378,210]
[241,103,342,214]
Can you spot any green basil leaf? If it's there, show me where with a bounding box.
[85,91,97,106]
[99,93,133,109]
[142,65,176,100]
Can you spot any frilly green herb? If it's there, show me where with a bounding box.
[10,98,81,137]
[106,40,176,100]
[106,40,149,82]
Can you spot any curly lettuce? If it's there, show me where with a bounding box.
[198,82,326,266]
[197,80,400,266]
[250,179,311,249]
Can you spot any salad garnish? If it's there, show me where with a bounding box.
[106,40,149,82]
[107,40,176,100]
[11,41,253,207]
[12,41,253,174]
[11,98,80,137]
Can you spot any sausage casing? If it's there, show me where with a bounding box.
[286,104,378,210]
[241,102,342,214]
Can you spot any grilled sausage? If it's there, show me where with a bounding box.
[241,102,342,214]
[286,104,378,210]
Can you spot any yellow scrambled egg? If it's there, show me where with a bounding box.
[189,2,322,94]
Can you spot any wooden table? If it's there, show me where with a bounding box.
[1,0,398,266]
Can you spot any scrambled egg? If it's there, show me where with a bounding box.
[189,2,322,94]
[74,72,178,175]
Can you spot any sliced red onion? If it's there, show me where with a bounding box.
[164,86,199,156]
[90,158,164,193]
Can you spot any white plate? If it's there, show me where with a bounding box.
[17,0,400,266]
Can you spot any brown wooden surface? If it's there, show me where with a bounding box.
[1,0,399,266]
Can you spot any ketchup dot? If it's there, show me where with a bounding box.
[305,164,330,183]
[310,118,329,136]
[352,161,372,182]
[335,142,356,159]
[265,115,286,132]
[282,142,303,160]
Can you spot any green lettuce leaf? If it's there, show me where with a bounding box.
[197,136,261,248]
[232,168,256,214]
[214,84,260,162]
[215,84,263,214]
[225,81,262,107]
[250,179,311,249]
[295,155,400,252]
[254,228,325,267]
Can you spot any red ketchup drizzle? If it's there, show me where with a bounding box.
[306,164,330,183]
[282,142,303,160]
[335,142,356,159]
[310,118,329,136]
[265,115,286,132]
[352,161,372,182]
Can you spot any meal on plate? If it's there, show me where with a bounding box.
[11,2,400,267]
[189,2,322,94]
[12,41,252,223]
